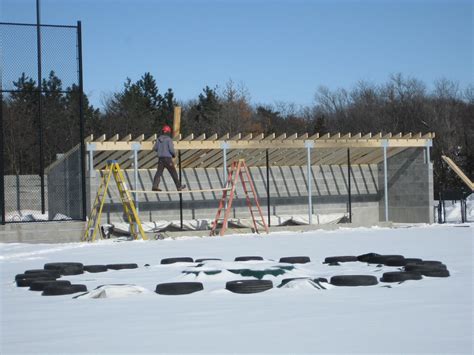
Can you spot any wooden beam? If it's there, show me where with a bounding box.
[442,155,474,191]
[173,106,181,138]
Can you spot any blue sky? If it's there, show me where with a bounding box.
[1,0,472,109]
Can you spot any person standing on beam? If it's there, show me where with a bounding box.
[152,125,186,191]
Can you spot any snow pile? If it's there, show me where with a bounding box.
[76,284,150,299]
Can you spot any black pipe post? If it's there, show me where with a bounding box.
[36,0,45,214]
[347,148,352,223]
[266,149,270,227]
[178,151,183,230]
[0,91,5,225]
[77,21,87,221]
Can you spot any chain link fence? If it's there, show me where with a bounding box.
[0,21,86,224]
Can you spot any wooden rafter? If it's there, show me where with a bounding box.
[70,132,435,169]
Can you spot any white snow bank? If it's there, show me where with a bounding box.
[1,224,472,354]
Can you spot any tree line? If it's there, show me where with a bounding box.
[2,71,473,193]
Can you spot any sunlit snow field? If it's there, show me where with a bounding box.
[1,224,472,354]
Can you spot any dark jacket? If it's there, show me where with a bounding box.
[154,134,176,158]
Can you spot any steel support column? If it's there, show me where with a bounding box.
[266,149,270,227]
[178,151,183,230]
[347,148,352,223]
[382,139,389,222]
[86,143,96,177]
[305,140,314,224]
[221,142,229,184]
[131,143,140,213]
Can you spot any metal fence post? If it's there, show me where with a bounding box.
[304,140,314,224]
[0,91,4,225]
[36,0,46,215]
[77,21,87,221]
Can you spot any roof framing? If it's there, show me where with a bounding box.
[80,132,434,169]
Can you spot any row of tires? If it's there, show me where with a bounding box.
[157,267,451,295]
[14,257,309,280]
[15,265,451,297]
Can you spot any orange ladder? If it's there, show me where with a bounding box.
[211,159,269,236]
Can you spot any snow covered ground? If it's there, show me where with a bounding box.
[1,224,472,354]
[441,193,474,222]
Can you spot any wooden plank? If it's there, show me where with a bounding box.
[129,187,231,194]
[92,137,432,151]
[442,155,474,191]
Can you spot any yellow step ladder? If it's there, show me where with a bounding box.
[82,160,147,242]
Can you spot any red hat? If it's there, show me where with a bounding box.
[162,125,172,134]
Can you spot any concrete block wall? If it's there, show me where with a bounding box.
[378,148,434,223]
[89,164,380,225]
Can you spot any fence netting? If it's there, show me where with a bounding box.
[1,22,85,223]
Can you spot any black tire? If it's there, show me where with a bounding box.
[42,285,78,296]
[61,265,84,275]
[44,262,84,276]
[160,257,194,265]
[384,258,408,267]
[324,256,357,264]
[226,280,273,294]
[404,258,423,264]
[15,272,57,281]
[234,256,264,262]
[84,265,108,273]
[367,255,405,264]
[380,271,422,283]
[404,263,447,272]
[422,269,450,278]
[419,260,444,266]
[330,275,378,287]
[24,269,62,278]
[357,253,380,262]
[17,276,56,287]
[29,280,71,291]
[44,262,83,270]
[279,256,310,264]
[195,258,222,262]
[106,263,138,270]
[70,284,88,292]
[155,282,203,295]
